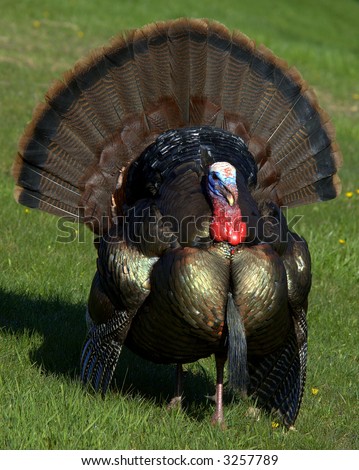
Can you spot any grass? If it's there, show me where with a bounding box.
[0,0,358,450]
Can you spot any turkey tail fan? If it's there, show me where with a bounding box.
[14,18,342,234]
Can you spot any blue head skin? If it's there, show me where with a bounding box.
[207,162,238,207]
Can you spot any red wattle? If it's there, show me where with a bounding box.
[227,220,247,245]
[210,220,223,241]
[210,207,247,246]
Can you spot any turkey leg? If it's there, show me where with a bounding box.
[168,363,184,409]
[211,353,226,426]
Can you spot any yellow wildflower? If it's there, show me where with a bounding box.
[345,191,353,198]
[311,387,319,396]
[32,20,41,29]
[356,189,359,195]
[77,31,84,38]
[271,421,279,429]
[24,208,30,214]
[338,239,346,245]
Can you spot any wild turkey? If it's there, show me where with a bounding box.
[13,18,342,428]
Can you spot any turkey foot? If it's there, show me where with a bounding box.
[167,396,182,410]
[167,364,183,410]
[245,406,261,421]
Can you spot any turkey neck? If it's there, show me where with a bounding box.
[210,197,247,246]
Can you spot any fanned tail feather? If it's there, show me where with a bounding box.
[14,18,342,235]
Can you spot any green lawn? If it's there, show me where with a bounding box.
[0,0,358,450]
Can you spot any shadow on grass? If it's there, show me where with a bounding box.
[0,288,218,421]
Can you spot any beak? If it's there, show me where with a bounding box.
[222,184,236,207]
[226,193,234,207]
